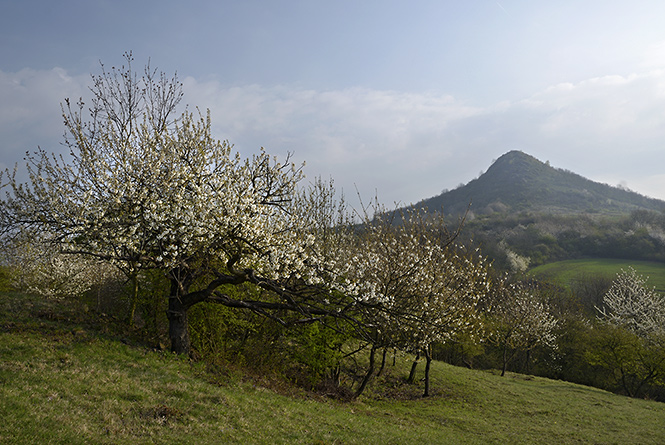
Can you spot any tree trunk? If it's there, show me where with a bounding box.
[167,278,191,355]
[354,345,377,399]
[407,352,420,384]
[330,364,341,387]
[376,347,388,377]
[128,274,139,328]
[423,346,432,397]
[501,344,508,377]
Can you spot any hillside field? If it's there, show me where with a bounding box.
[528,258,665,294]
[2,293,665,444]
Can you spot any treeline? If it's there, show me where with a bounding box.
[437,269,665,401]
[460,209,665,271]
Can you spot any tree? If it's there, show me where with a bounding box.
[597,267,665,341]
[0,53,352,355]
[489,280,558,376]
[569,272,613,315]
[334,205,489,397]
[588,323,665,398]
[2,231,119,300]
[593,267,665,397]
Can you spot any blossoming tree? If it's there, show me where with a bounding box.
[597,267,665,340]
[594,267,665,397]
[488,280,558,376]
[0,54,349,354]
[335,206,489,397]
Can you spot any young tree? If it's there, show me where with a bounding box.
[597,267,665,341]
[335,206,489,397]
[593,267,665,397]
[489,280,558,376]
[0,54,352,355]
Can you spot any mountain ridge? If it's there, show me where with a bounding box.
[414,150,665,217]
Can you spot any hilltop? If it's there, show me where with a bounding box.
[414,150,665,217]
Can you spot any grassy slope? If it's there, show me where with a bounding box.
[528,258,665,293]
[2,293,665,444]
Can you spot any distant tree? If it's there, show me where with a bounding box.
[569,272,613,315]
[488,280,558,376]
[499,241,530,273]
[593,267,665,396]
[597,267,665,341]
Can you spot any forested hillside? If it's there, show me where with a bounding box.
[403,151,665,271]
[458,209,665,271]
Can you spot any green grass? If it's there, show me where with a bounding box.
[529,258,665,293]
[2,293,665,444]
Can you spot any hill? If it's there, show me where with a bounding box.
[3,293,665,444]
[415,150,665,217]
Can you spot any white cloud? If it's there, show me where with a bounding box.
[181,71,665,204]
[0,68,88,166]
[182,78,487,203]
[3,66,665,206]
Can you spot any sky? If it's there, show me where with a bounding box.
[2,0,665,207]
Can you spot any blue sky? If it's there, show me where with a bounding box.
[3,0,665,206]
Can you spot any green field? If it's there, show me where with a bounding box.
[528,258,665,294]
[3,293,665,444]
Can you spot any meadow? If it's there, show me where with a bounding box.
[528,258,665,294]
[2,292,665,444]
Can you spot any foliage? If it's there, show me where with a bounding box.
[345,208,488,346]
[461,209,665,271]
[1,233,120,300]
[545,315,608,387]
[488,280,558,376]
[587,323,665,398]
[331,204,489,396]
[499,240,530,273]
[588,267,665,397]
[187,284,351,389]
[283,322,349,387]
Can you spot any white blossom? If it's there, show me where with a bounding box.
[598,267,665,341]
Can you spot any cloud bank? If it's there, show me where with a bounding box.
[2,67,665,206]
[182,69,665,204]
[0,68,88,170]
